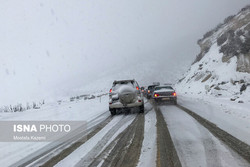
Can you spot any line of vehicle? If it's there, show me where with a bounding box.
[177,104,250,164]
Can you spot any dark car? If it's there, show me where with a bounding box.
[141,86,145,94]
[146,84,158,99]
[152,85,177,104]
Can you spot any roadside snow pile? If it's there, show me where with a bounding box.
[176,5,250,104]
[0,93,109,121]
[0,92,107,114]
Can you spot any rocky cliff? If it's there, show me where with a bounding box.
[176,5,250,102]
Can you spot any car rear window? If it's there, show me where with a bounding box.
[148,85,156,90]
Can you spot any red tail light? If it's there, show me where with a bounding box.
[109,89,112,93]
[148,90,150,93]
[136,87,139,90]
[172,92,176,96]
[154,93,159,97]
[138,100,142,102]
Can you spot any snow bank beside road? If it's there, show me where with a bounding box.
[0,95,109,167]
[0,94,108,121]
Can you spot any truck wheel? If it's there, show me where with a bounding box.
[139,104,144,113]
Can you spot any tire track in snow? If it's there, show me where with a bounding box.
[177,105,250,164]
[16,114,112,167]
[161,105,222,166]
[74,114,135,167]
[194,121,221,166]
[155,105,182,167]
[100,113,145,167]
[89,101,152,167]
[137,107,157,167]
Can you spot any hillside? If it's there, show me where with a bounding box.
[176,5,250,103]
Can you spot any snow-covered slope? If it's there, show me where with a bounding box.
[176,5,250,103]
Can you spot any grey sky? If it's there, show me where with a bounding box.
[0,0,249,104]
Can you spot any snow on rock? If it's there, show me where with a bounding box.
[176,43,250,100]
[176,5,250,104]
[175,5,250,147]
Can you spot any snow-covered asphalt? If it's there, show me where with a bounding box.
[50,102,250,167]
[2,96,250,167]
[160,105,249,167]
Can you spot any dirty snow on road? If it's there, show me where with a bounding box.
[161,105,249,167]
[56,100,154,167]
[55,114,135,167]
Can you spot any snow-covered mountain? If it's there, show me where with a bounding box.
[176,5,250,103]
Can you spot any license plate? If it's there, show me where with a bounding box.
[162,98,170,100]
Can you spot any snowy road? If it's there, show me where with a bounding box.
[2,96,250,167]
[160,105,249,167]
[51,102,250,167]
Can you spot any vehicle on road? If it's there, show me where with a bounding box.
[146,84,159,99]
[109,79,144,115]
[152,85,177,104]
[141,86,145,94]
